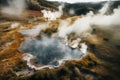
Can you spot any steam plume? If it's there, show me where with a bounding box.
[41,6,63,20]
[1,0,26,16]
[58,2,120,43]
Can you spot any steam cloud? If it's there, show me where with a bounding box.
[41,6,63,20]
[1,0,26,16]
[58,2,120,43]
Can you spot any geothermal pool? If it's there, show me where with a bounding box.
[19,37,86,69]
